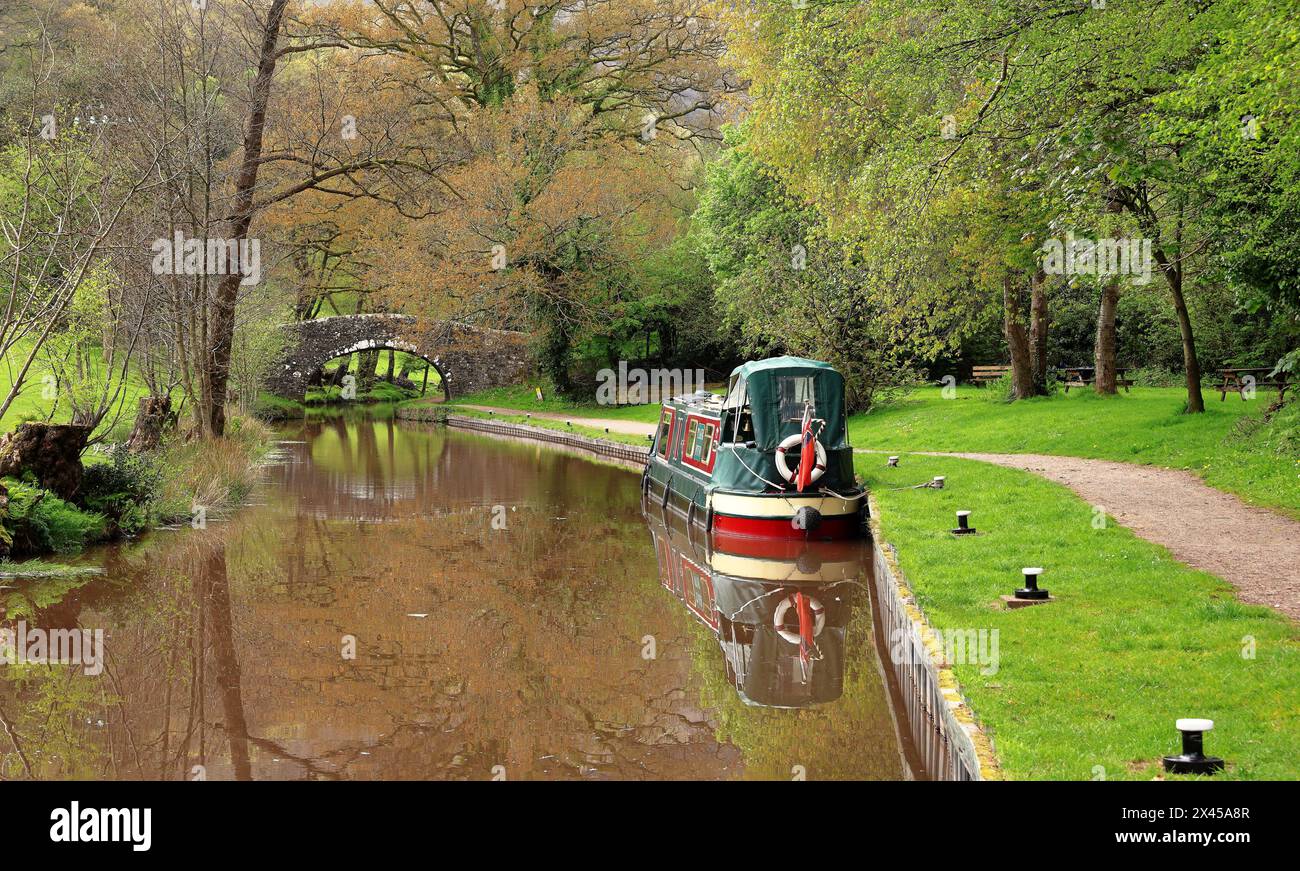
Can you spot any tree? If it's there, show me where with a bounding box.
[720,0,1268,412]
[693,125,919,411]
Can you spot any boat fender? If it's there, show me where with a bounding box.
[774,434,827,484]
[791,505,822,531]
[774,594,825,644]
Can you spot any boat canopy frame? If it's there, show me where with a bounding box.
[724,356,849,452]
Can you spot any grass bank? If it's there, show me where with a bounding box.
[397,402,653,448]
[859,453,1300,780]
[0,412,274,571]
[441,384,663,424]
[851,386,1298,516]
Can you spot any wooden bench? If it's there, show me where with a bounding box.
[1217,367,1293,402]
[1061,366,1133,393]
[971,365,1010,385]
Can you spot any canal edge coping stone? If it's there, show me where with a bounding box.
[395,406,651,468]
[867,492,1004,781]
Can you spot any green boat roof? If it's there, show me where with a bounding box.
[730,356,838,379]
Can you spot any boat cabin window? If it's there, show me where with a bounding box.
[655,409,674,457]
[683,418,717,466]
[777,375,817,422]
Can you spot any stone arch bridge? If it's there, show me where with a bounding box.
[264,314,531,402]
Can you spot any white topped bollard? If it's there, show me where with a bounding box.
[952,510,976,536]
[1163,719,1225,774]
[1015,567,1048,600]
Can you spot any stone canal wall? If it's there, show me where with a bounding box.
[868,493,1002,780]
[396,406,651,469]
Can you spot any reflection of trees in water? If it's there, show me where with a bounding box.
[0,527,250,779]
[3,420,907,781]
[0,423,740,780]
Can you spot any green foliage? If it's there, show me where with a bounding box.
[692,124,920,411]
[0,478,107,556]
[79,443,163,536]
[723,0,1297,403]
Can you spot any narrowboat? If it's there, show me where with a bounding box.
[646,511,863,708]
[642,356,866,539]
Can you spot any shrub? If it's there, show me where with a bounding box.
[79,443,163,535]
[0,478,107,556]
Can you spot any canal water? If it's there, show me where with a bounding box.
[0,416,928,780]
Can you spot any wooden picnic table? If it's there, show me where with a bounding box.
[1216,367,1292,402]
[1061,366,1132,393]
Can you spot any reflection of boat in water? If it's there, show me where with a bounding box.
[645,510,869,709]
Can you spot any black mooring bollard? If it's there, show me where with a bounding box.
[952,510,976,535]
[888,455,899,467]
[1163,719,1225,774]
[932,476,945,489]
[1015,567,1049,600]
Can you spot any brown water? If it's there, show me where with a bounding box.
[0,416,917,780]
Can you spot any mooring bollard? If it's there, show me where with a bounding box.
[887,455,899,467]
[952,510,976,535]
[1015,567,1049,600]
[1163,719,1225,774]
[932,476,945,489]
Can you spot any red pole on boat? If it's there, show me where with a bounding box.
[796,404,814,492]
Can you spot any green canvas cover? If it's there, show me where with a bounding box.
[710,356,856,493]
[728,356,848,451]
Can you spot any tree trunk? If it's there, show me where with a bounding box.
[1003,274,1036,400]
[203,0,290,437]
[386,349,396,383]
[1152,247,1205,413]
[127,394,173,453]
[0,423,91,500]
[1095,187,1126,396]
[358,349,380,391]
[1095,279,1120,394]
[1029,269,1050,393]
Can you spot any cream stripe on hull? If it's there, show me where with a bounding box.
[709,552,862,582]
[710,490,862,518]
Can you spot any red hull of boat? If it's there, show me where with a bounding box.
[711,512,860,541]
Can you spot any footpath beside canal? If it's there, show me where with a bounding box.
[396,405,651,469]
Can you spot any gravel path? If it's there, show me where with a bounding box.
[926,452,1300,620]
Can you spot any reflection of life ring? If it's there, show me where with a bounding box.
[773,593,825,644]
[774,433,827,484]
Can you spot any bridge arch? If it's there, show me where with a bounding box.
[265,314,531,402]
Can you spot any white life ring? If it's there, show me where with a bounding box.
[773,593,826,645]
[774,433,827,484]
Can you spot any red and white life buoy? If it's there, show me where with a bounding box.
[774,433,827,484]
[773,593,826,645]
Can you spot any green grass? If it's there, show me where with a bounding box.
[851,386,1299,516]
[0,340,160,441]
[439,383,664,423]
[400,402,654,447]
[860,453,1300,780]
